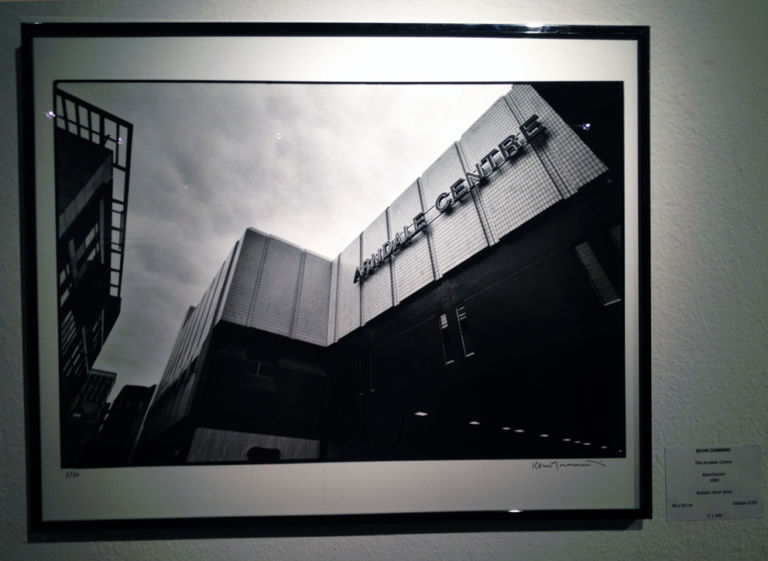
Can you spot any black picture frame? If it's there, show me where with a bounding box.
[20,22,650,540]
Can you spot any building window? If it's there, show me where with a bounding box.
[574,242,621,306]
[244,362,277,392]
[85,224,97,247]
[609,224,623,249]
[455,305,476,357]
[439,313,455,365]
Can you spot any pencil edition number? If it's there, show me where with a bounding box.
[65,471,80,479]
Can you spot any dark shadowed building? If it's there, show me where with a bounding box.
[64,368,116,466]
[54,88,133,466]
[90,384,156,467]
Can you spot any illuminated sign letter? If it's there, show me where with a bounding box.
[412,212,427,234]
[450,178,469,202]
[498,134,521,159]
[466,170,487,188]
[520,114,544,141]
[435,192,452,213]
[402,223,413,241]
[478,149,502,175]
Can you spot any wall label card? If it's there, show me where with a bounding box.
[665,445,762,521]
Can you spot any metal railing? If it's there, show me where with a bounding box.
[53,87,133,299]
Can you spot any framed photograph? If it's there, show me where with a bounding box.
[20,22,650,538]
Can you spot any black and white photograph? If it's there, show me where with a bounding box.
[22,25,649,529]
[53,81,625,468]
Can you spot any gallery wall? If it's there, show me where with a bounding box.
[1,1,765,560]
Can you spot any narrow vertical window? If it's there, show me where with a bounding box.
[85,224,97,247]
[439,313,455,365]
[455,305,476,357]
[574,242,621,306]
[609,224,623,249]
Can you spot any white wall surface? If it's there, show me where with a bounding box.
[1,1,766,559]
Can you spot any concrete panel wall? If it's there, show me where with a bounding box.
[327,258,338,345]
[390,181,435,303]
[219,229,333,345]
[418,145,488,277]
[293,251,332,346]
[334,236,362,340]
[361,210,393,324]
[220,228,267,326]
[460,97,563,241]
[248,237,303,337]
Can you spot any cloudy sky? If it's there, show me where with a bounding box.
[60,82,512,398]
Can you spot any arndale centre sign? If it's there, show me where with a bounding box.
[353,115,545,284]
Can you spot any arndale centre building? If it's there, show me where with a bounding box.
[136,84,626,465]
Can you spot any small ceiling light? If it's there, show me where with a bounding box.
[601,445,608,450]
[514,429,525,433]
[501,426,512,431]
[469,420,481,426]
[583,442,591,446]
[539,433,549,438]
[508,509,523,513]
[562,438,571,442]
[414,411,428,417]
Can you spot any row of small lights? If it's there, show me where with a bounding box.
[413,409,620,511]
[413,411,608,450]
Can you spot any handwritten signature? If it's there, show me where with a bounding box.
[531,460,606,470]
